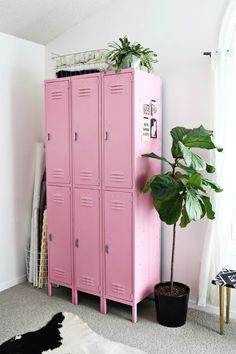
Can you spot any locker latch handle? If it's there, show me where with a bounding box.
[47,133,51,141]
[104,131,108,140]
[75,239,79,248]
[49,234,52,241]
[74,132,78,141]
[105,244,109,254]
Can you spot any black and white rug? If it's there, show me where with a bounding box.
[0,312,146,354]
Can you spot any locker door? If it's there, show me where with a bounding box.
[47,186,72,285]
[74,189,100,293]
[45,80,70,184]
[103,73,132,189]
[72,76,100,186]
[104,191,132,301]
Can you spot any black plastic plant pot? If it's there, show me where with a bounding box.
[154,282,190,327]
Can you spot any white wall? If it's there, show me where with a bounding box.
[0,32,45,291]
[45,0,229,308]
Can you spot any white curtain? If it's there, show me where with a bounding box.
[198,49,236,306]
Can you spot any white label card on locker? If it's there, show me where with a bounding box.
[142,116,150,141]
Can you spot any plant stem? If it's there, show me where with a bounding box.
[170,158,178,293]
[170,222,177,292]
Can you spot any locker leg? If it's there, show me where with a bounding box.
[72,289,78,305]
[100,297,107,315]
[132,304,137,324]
[48,282,52,297]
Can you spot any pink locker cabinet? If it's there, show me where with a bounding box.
[101,69,161,323]
[45,78,74,302]
[45,69,162,322]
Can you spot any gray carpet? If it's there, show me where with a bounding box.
[0,283,235,354]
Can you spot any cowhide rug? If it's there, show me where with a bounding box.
[0,312,146,354]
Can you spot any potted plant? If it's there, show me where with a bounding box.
[100,35,158,72]
[142,125,223,327]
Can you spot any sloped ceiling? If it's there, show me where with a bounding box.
[0,0,111,44]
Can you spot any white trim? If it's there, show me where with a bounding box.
[0,275,26,292]
[189,300,236,320]
[219,0,236,49]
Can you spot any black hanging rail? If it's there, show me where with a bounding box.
[203,51,212,57]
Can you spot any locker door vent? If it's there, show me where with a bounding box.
[51,91,63,100]
[78,88,91,97]
[112,283,125,295]
[81,276,94,287]
[80,197,93,207]
[52,194,64,204]
[110,85,124,94]
[111,200,125,211]
[79,170,93,181]
[111,172,125,183]
[52,169,65,179]
[54,269,65,279]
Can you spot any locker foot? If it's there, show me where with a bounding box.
[72,289,78,305]
[48,282,52,297]
[100,298,107,315]
[132,304,137,323]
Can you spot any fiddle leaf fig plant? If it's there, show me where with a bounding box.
[143,125,223,293]
[100,35,158,72]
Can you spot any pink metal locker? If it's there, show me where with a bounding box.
[47,185,72,294]
[72,75,100,186]
[74,188,100,300]
[104,191,132,302]
[103,73,132,189]
[45,80,70,184]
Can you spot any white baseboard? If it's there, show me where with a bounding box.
[0,275,26,292]
[189,299,236,320]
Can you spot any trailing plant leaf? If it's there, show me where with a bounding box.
[200,195,215,219]
[150,175,182,201]
[178,142,206,170]
[186,187,203,221]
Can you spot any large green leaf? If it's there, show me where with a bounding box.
[177,163,196,176]
[188,172,202,188]
[143,175,158,193]
[178,142,206,170]
[170,127,191,158]
[200,196,215,220]
[142,153,173,167]
[186,188,203,221]
[202,178,223,192]
[182,125,222,151]
[150,175,181,201]
[180,205,190,228]
[157,195,183,225]
[175,171,189,186]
